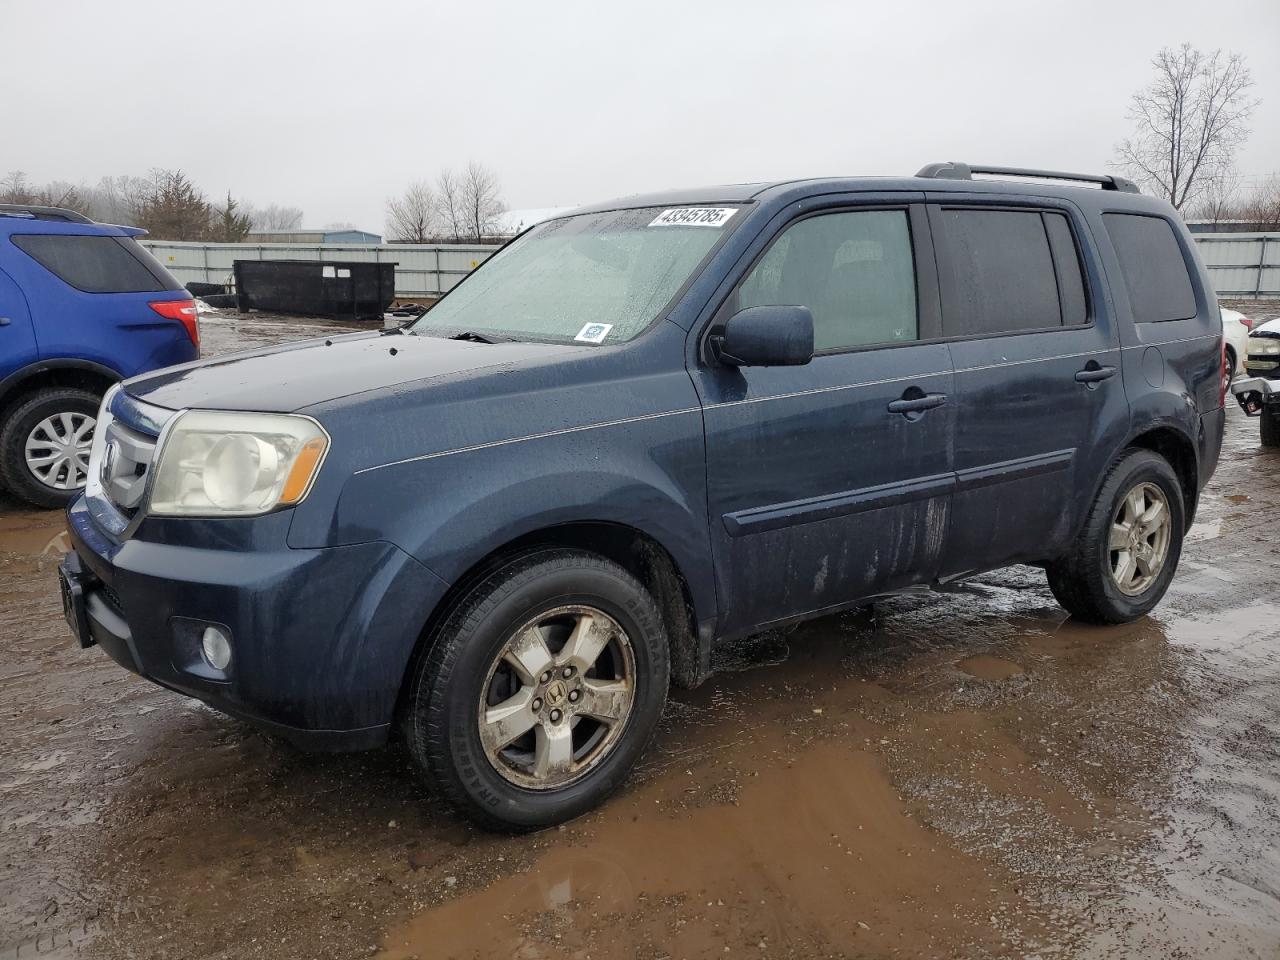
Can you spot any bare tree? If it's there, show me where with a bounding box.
[435,169,465,242]
[246,203,304,231]
[1187,171,1241,224]
[86,175,151,224]
[0,170,31,203]
[1115,44,1258,211]
[385,181,437,242]
[461,161,506,242]
[1,170,88,213]
[1241,176,1280,229]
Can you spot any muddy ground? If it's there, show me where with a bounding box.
[3,308,1280,959]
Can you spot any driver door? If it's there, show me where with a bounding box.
[689,201,956,634]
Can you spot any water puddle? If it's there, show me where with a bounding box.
[378,736,1042,960]
[957,653,1026,680]
[0,511,69,558]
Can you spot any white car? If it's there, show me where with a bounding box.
[1222,306,1254,376]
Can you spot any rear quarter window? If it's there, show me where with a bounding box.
[10,234,183,294]
[1102,213,1197,323]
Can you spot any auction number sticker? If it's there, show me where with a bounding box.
[575,322,614,344]
[649,207,737,227]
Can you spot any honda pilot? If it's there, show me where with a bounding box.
[61,163,1226,829]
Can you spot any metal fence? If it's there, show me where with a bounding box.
[1192,232,1279,298]
[141,240,499,299]
[144,232,1280,303]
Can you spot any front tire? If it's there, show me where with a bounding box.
[1262,407,1280,448]
[404,549,670,831]
[1045,449,1185,624]
[0,387,101,509]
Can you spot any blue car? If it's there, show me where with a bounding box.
[61,164,1226,829]
[0,204,198,507]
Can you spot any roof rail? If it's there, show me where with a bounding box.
[915,162,1140,194]
[0,203,94,223]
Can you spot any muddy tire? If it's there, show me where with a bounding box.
[0,386,101,509]
[403,549,670,831]
[1261,408,1280,448]
[1045,449,1185,624]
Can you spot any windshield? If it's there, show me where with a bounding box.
[408,205,741,344]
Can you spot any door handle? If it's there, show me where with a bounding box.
[1074,364,1116,384]
[887,392,947,415]
[0,317,11,326]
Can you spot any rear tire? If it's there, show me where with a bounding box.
[403,548,670,831]
[1262,408,1280,448]
[1045,449,1185,624]
[0,387,102,509]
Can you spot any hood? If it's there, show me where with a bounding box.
[123,331,584,412]
[1253,317,1280,338]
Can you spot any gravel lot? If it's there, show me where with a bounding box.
[2,309,1279,959]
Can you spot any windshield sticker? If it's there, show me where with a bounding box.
[574,322,614,344]
[649,207,737,228]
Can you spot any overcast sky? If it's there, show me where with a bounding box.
[4,0,1278,233]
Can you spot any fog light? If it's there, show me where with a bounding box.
[201,626,232,670]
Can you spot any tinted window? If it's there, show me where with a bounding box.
[10,234,180,293]
[1102,213,1196,323]
[934,208,1060,336]
[737,210,917,351]
[1043,212,1088,327]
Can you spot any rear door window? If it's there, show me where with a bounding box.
[933,208,1063,336]
[736,209,918,352]
[10,234,183,293]
[1102,213,1197,323]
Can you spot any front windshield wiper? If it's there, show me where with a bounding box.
[446,330,514,344]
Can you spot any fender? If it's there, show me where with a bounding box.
[0,357,122,405]
[1072,414,1201,544]
[314,432,717,628]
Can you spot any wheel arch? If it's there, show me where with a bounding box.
[1120,424,1199,526]
[0,359,120,420]
[394,520,709,729]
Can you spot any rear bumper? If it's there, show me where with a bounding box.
[1231,375,1280,416]
[64,496,450,751]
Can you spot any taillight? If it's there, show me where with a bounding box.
[1238,315,1255,331]
[1220,337,1229,408]
[149,298,200,349]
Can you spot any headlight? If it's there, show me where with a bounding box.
[1249,337,1280,356]
[149,411,329,516]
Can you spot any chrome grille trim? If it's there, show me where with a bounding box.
[83,385,175,541]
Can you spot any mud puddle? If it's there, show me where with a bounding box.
[379,738,1042,960]
[0,510,69,558]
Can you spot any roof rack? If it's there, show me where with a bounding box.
[915,162,1140,194]
[0,203,94,223]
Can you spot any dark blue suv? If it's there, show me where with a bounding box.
[60,164,1226,829]
[0,204,198,507]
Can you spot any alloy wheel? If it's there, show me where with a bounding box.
[1109,481,1172,596]
[477,604,636,790]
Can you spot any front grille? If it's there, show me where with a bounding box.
[99,582,124,616]
[84,388,173,538]
[100,419,156,516]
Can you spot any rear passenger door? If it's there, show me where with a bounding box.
[693,200,956,634]
[927,199,1127,578]
[0,266,37,380]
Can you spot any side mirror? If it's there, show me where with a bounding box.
[715,305,814,367]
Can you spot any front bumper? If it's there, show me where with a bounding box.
[1231,375,1280,417]
[62,496,449,751]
